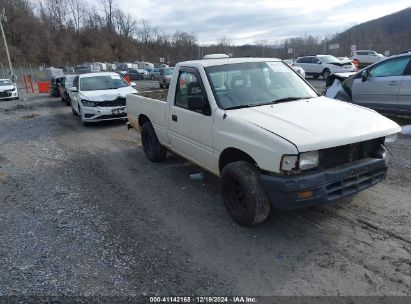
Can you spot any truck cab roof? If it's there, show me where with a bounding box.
[177,57,281,68]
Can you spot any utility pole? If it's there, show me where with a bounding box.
[0,9,14,81]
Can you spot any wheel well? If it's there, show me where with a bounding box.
[138,114,150,128]
[219,148,256,173]
[323,68,330,73]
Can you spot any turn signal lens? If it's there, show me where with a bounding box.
[297,190,314,200]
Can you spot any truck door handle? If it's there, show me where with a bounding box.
[172,114,177,122]
[389,81,399,86]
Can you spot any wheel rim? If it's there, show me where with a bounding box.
[225,176,247,218]
[324,71,330,78]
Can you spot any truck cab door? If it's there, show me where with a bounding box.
[168,67,215,171]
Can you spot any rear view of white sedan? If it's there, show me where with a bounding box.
[69,72,137,125]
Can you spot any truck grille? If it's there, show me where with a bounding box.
[326,166,387,200]
[99,97,126,107]
[319,138,384,169]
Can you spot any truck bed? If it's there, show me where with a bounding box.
[139,90,168,102]
[126,91,170,147]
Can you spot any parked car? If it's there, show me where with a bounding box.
[148,68,160,80]
[0,79,19,100]
[351,50,385,67]
[125,69,148,80]
[50,76,65,97]
[325,51,411,116]
[69,72,137,125]
[58,75,77,106]
[125,69,140,80]
[283,59,306,78]
[126,57,400,226]
[294,55,356,79]
[138,69,149,79]
[158,67,174,88]
[74,65,90,74]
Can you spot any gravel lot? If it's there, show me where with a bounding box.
[0,80,410,299]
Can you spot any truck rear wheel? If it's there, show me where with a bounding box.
[221,161,271,226]
[141,121,167,162]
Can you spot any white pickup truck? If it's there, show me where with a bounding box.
[127,57,401,226]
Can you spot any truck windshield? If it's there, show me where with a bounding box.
[206,61,318,110]
[80,75,129,91]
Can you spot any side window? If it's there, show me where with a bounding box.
[404,57,411,76]
[175,71,206,113]
[370,57,410,77]
[73,76,79,89]
[311,57,320,63]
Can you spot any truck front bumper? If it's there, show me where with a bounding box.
[260,158,387,209]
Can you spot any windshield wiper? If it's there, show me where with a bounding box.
[270,97,313,104]
[225,104,258,110]
[225,97,313,110]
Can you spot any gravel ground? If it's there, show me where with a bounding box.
[0,83,410,299]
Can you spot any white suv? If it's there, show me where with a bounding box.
[351,50,385,66]
[294,55,356,79]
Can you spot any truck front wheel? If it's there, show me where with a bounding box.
[141,121,167,162]
[221,161,271,226]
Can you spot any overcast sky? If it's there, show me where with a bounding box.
[102,0,410,45]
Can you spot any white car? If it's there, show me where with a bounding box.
[69,72,137,125]
[127,57,400,226]
[326,51,411,116]
[0,79,19,100]
[294,55,356,79]
[283,59,306,78]
[351,50,385,66]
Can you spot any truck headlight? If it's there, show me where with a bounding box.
[81,99,97,107]
[385,133,397,143]
[281,155,298,171]
[299,151,319,170]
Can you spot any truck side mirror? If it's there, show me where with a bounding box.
[188,95,206,112]
[70,86,78,92]
[361,70,368,82]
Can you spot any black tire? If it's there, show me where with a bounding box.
[221,161,271,226]
[159,82,164,89]
[151,75,155,80]
[322,69,331,79]
[141,121,167,162]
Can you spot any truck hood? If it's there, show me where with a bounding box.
[228,96,401,152]
[80,86,137,101]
